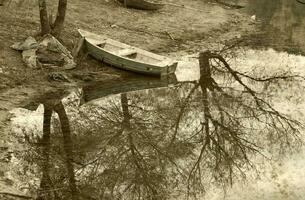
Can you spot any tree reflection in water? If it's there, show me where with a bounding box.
[185,51,302,196]
[34,52,302,200]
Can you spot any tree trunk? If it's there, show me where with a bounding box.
[52,0,68,37]
[38,0,51,35]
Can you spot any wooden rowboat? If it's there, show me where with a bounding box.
[78,29,177,76]
[118,0,164,10]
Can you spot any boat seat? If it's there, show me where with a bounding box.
[156,60,171,66]
[118,49,137,57]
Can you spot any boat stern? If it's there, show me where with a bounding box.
[161,62,177,76]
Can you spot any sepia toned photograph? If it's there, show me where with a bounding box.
[0,0,304,199]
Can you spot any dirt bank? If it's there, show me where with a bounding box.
[0,0,255,92]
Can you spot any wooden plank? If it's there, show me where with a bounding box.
[117,49,137,57]
[72,37,85,58]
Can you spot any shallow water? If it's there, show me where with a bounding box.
[7,49,305,199]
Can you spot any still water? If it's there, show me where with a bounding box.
[8,48,305,199]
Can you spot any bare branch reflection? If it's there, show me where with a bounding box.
[30,57,302,199]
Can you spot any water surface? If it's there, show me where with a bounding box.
[8,50,305,199]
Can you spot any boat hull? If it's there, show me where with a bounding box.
[118,0,164,10]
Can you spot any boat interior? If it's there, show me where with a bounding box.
[97,42,165,65]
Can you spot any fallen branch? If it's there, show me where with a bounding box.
[72,37,85,58]
[162,3,205,12]
[296,0,305,4]
[214,0,245,9]
[0,192,33,199]
[165,31,175,40]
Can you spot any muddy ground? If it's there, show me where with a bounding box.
[0,0,256,197]
[0,0,255,91]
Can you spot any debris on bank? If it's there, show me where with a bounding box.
[11,35,76,70]
[48,72,71,82]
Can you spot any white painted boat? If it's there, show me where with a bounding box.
[78,29,177,76]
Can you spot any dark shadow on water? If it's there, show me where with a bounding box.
[245,0,305,54]
[82,74,178,103]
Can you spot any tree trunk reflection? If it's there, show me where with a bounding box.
[54,102,78,200]
[37,101,77,200]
